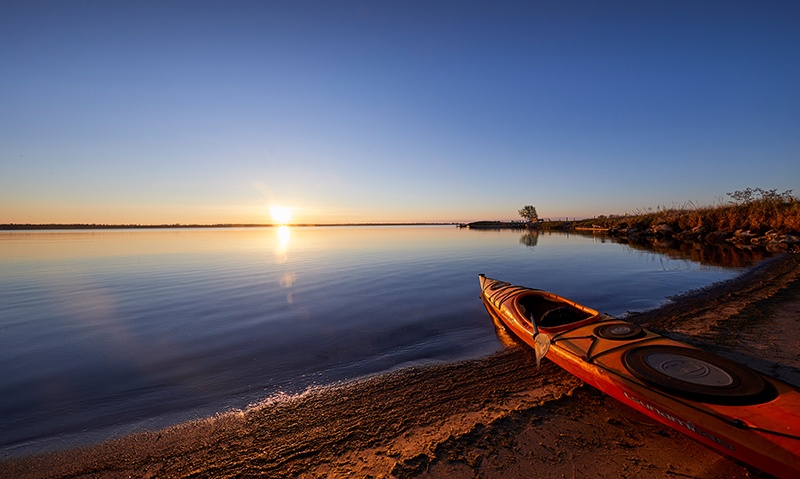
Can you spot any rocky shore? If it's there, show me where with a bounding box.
[2,254,799,479]
[607,222,800,252]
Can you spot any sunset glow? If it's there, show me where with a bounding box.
[1,3,799,225]
[269,205,293,225]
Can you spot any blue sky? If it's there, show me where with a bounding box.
[2,1,799,224]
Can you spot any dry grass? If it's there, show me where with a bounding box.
[575,189,800,235]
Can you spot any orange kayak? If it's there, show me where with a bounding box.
[479,274,800,479]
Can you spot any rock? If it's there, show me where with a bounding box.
[780,234,800,244]
[704,231,732,244]
[623,227,643,239]
[674,229,699,241]
[730,230,757,244]
[651,224,673,237]
[755,233,800,246]
[752,234,800,251]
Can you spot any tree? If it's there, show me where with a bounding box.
[518,205,538,223]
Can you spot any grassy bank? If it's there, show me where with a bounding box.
[543,188,800,251]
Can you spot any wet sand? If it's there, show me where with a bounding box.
[2,253,799,478]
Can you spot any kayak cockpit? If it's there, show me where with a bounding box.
[517,292,597,330]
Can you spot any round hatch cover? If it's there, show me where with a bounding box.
[623,345,773,405]
[594,323,645,340]
[643,352,734,387]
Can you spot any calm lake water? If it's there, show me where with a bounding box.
[0,226,765,457]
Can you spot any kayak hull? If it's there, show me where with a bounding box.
[479,274,800,479]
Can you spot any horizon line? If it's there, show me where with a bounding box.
[0,222,467,230]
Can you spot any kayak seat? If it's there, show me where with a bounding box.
[540,307,589,327]
[519,296,563,321]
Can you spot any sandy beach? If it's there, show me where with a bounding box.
[2,253,798,479]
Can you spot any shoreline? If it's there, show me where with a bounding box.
[2,254,799,478]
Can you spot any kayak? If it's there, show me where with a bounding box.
[478,274,800,479]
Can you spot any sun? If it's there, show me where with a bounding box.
[269,205,293,225]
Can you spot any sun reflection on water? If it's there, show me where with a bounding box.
[274,225,291,264]
[277,225,291,247]
[274,226,294,304]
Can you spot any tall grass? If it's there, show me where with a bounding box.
[578,189,800,234]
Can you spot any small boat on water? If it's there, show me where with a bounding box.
[478,274,800,479]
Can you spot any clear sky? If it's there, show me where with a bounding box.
[2,1,799,225]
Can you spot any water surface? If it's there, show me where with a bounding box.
[0,226,764,457]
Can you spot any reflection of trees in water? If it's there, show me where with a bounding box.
[645,239,768,268]
[571,232,769,268]
[519,231,539,248]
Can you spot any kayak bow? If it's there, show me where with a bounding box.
[479,274,800,479]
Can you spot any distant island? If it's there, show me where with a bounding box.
[458,221,532,229]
